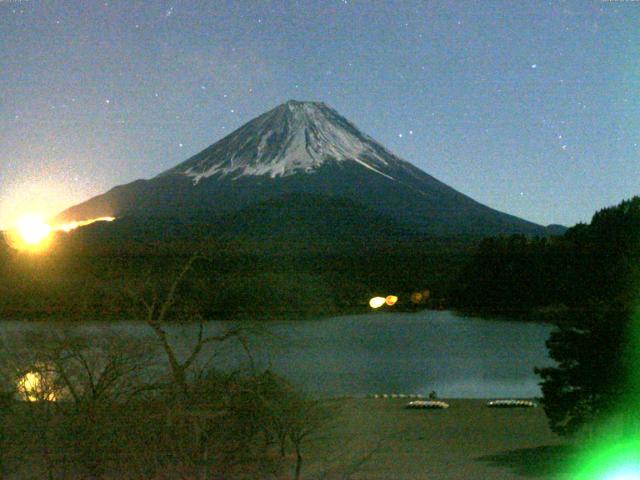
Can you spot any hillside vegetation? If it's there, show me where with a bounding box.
[0,195,476,321]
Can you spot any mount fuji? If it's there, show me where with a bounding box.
[58,100,554,236]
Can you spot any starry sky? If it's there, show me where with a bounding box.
[1,0,638,229]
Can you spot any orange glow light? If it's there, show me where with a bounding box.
[17,370,57,402]
[56,216,115,233]
[385,295,398,306]
[16,215,52,245]
[3,215,116,252]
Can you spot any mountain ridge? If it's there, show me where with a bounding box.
[158,100,403,182]
[58,100,559,237]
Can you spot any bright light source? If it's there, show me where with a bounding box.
[572,437,640,480]
[385,295,398,306]
[3,215,116,252]
[602,465,640,480]
[369,297,386,309]
[16,215,51,245]
[3,214,54,252]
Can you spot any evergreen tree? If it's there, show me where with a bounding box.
[535,306,631,436]
[536,197,640,436]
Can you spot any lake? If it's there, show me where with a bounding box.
[0,310,554,398]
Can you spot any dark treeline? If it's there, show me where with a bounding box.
[0,218,475,321]
[454,196,640,437]
[5,196,638,323]
[453,196,640,317]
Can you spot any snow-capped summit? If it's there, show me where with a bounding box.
[160,100,398,183]
[58,100,552,236]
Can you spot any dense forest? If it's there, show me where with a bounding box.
[0,210,475,321]
[453,196,640,318]
[4,195,638,326]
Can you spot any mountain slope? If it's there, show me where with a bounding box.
[58,100,551,236]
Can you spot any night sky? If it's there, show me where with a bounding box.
[1,0,638,229]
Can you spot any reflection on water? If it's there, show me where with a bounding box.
[0,311,554,399]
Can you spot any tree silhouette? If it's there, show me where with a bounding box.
[535,197,640,436]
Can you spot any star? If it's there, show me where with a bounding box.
[178,143,184,148]
[562,145,568,150]
[398,133,403,138]
[105,99,111,104]
[531,64,537,69]
[409,130,414,135]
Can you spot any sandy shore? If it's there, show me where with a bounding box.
[303,398,571,479]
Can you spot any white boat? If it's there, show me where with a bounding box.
[487,399,536,408]
[405,400,449,409]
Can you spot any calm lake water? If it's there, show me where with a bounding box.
[0,311,554,398]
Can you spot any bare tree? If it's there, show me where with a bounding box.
[1,327,158,479]
[1,336,64,480]
[0,252,340,479]
[131,253,245,401]
[127,253,269,479]
[249,373,334,480]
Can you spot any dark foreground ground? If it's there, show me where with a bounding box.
[303,398,574,480]
[1,397,576,479]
